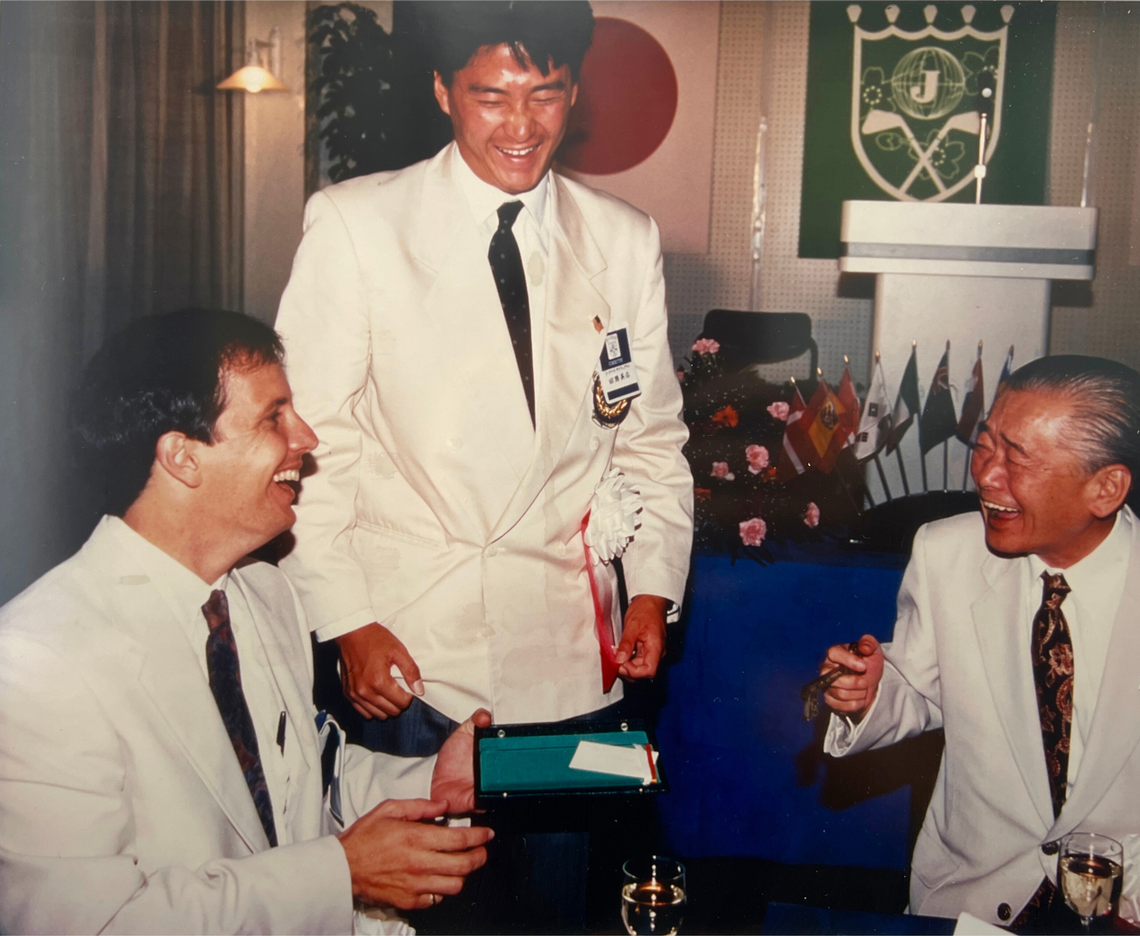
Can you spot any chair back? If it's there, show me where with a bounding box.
[700,310,819,378]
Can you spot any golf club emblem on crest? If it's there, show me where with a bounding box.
[849,3,1011,201]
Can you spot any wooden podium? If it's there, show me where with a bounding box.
[839,200,1098,501]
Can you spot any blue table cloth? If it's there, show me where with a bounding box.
[655,546,916,869]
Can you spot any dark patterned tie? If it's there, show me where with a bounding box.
[1031,572,1074,820]
[202,589,277,847]
[1011,574,1075,933]
[488,200,535,426]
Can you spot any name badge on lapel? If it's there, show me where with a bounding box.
[593,326,640,428]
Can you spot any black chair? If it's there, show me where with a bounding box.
[699,310,819,380]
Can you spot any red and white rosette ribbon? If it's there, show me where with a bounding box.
[580,468,643,693]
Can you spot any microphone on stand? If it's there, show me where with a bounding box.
[974,71,996,203]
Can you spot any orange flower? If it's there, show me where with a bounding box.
[694,487,712,501]
[711,405,739,428]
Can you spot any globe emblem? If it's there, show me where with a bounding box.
[890,46,965,121]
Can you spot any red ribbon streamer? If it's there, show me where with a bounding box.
[581,511,620,693]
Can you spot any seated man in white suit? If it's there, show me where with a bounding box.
[821,355,1140,931]
[0,310,493,934]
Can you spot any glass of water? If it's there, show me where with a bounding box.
[621,856,686,935]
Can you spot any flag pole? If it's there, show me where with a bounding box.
[873,453,892,501]
[896,447,911,496]
[920,445,929,493]
[942,440,949,491]
[961,340,983,490]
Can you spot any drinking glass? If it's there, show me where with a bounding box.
[1059,832,1124,934]
[621,856,686,935]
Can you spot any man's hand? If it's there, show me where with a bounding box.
[337,798,493,910]
[821,634,884,716]
[431,709,492,814]
[615,594,668,680]
[336,622,423,720]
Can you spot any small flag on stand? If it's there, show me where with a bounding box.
[920,342,957,455]
[777,384,811,480]
[956,342,985,445]
[854,353,892,460]
[805,375,853,474]
[837,359,861,449]
[991,345,1014,411]
[887,344,920,454]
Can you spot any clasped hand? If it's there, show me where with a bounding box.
[819,634,884,716]
[337,708,493,909]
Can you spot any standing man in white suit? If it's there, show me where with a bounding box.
[0,310,492,934]
[820,356,1140,931]
[275,3,692,926]
[276,3,692,764]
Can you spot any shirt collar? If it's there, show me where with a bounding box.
[450,141,549,231]
[105,515,230,642]
[1028,506,1134,594]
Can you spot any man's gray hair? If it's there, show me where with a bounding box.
[1002,355,1140,479]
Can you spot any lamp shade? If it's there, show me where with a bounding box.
[217,64,288,93]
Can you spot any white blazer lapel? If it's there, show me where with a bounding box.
[411,147,534,487]
[971,553,1056,830]
[1050,518,1140,835]
[233,574,315,778]
[86,532,272,853]
[489,176,610,539]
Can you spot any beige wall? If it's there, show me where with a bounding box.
[241,1,307,323]
[665,2,1140,384]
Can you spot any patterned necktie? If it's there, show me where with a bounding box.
[202,589,278,847]
[1031,572,1074,820]
[488,200,535,426]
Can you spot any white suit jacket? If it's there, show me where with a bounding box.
[276,144,693,725]
[826,510,1140,925]
[0,518,434,934]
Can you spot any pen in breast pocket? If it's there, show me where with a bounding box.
[277,711,286,754]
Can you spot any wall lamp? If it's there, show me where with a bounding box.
[217,27,288,93]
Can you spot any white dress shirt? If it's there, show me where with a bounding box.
[1026,508,1132,797]
[451,147,551,437]
[110,517,310,844]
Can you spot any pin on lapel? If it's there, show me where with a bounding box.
[593,316,604,333]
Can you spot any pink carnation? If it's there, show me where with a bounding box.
[767,401,790,421]
[739,516,767,547]
[676,368,686,382]
[692,338,720,355]
[804,502,820,528]
[710,461,735,481]
[745,444,770,474]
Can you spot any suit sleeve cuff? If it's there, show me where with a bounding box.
[822,690,882,757]
[314,609,379,643]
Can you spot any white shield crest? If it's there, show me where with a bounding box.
[850,8,1009,202]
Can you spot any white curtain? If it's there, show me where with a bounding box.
[0,1,244,602]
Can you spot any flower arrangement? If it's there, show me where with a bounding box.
[678,340,864,562]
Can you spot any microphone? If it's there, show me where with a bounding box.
[973,72,995,203]
[976,71,996,120]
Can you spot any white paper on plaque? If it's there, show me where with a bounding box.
[954,912,1006,935]
[568,740,659,783]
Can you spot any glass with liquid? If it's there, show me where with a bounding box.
[621,856,686,935]
[1059,832,1123,934]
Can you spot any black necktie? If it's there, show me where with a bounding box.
[488,200,535,426]
[202,589,278,847]
[1031,572,1074,819]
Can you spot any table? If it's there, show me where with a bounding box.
[654,546,941,870]
[761,901,956,935]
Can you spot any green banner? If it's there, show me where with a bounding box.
[799,2,1056,259]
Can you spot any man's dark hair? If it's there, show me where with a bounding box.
[418,1,595,86]
[1002,354,1140,481]
[72,309,284,517]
